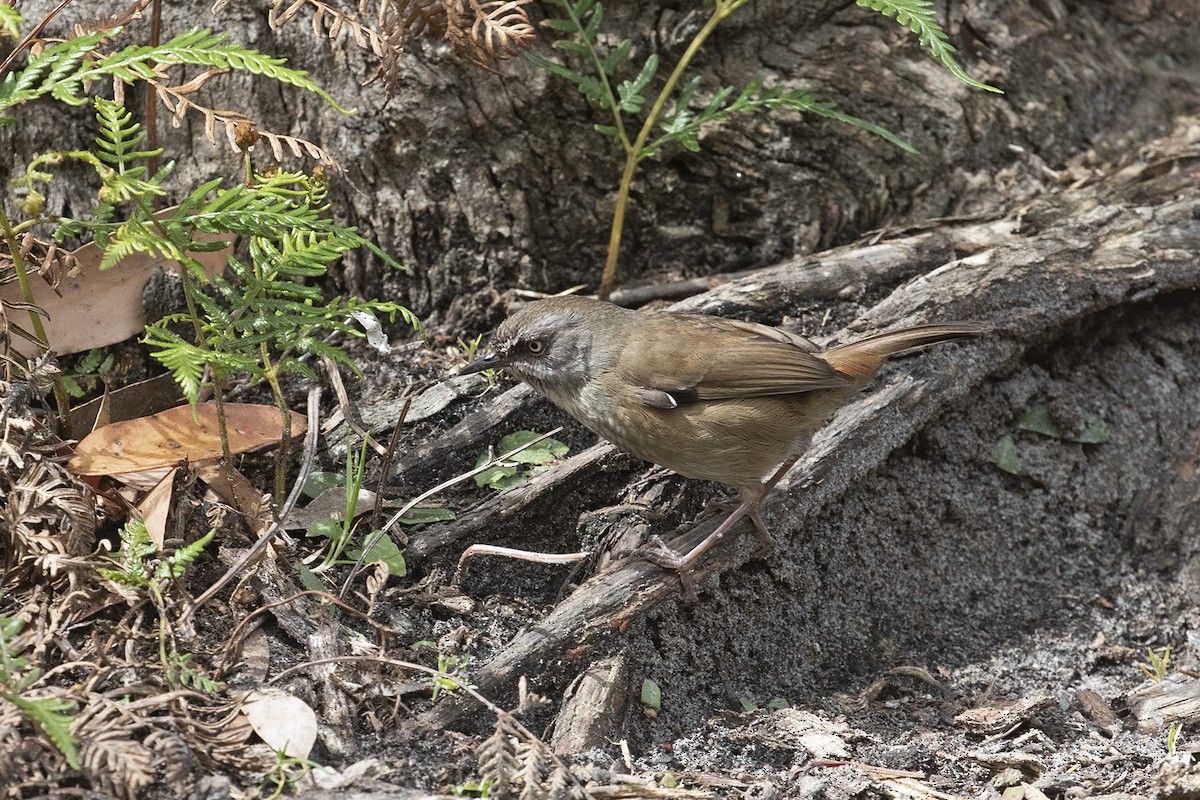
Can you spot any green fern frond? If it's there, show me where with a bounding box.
[94,98,163,170]
[98,218,183,270]
[162,529,215,579]
[86,29,354,112]
[295,335,359,366]
[653,81,915,156]
[141,331,207,406]
[0,30,108,111]
[856,0,1001,93]
[7,695,80,770]
[98,517,156,586]
[0,5,23,41]
[204,349,259,376]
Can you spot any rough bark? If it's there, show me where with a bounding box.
[3,1,1197,330]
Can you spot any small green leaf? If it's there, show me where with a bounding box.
[1016,404,1062,438]
[355,533,406,576]
[303,471,343,499]
[641,678,662,710]
[582,1,603,40]
[738,696,758,712]
[541,18,580,33]
[306,518,342,539]
[578,75,608,104]
[617,53,659,114]
[992,435,1020,475]
[599,38,632,74]
[660,773,678,789]
[1074,419,1111,444]
[297,564,325,592]
[473,461,522,491]
[766,697,791,710]
[524,53,583,84]
[497,431,570,465]
[556,39,592,57]
[593,123,622,142]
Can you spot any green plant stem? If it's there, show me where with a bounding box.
[210,381,238,502]
[0,205,74,432]
[597,0,748,300]
[260,344,291,505]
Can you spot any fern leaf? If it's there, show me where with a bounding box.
[106,29,353,112]
[0,30,109,110]
[617,54,658,114]
[0,6,22,41]
[162,529,215,579]
[599,38,632,75]
[524,53,583,85]
[652,81,915,156]
[855,0,1002,93]
[142,332,207,406]
[7,694,80,770]
[94,98,163,169]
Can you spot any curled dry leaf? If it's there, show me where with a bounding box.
[241,688,318,760]
[68,403,308,476]
[0,208,231,358]
[136,467,179,550]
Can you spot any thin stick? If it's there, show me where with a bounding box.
[183,386,322,620]
[338,426,564,598]
[456,543,589,578]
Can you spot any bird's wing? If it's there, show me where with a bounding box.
[621,313,849,406]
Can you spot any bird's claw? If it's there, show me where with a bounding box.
[641,536,700,602]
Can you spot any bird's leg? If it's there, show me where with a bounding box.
[644,454,803,597]
[745,507,773,556]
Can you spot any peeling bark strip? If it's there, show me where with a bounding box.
[413,128,1200,729]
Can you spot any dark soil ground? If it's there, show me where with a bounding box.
[6,249,1199,800]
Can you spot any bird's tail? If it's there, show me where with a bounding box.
[823,322,987,379]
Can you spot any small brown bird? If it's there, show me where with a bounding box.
[461,296,983,598]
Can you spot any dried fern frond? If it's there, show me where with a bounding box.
[474,681,584,800]
[1,458,96,589]
[477,714,522,795]
[73,0,157,39]
[271,0,389,57]
[0,299,51,359]
[456,0,536,69]
[0,235,80,290]
[78,728,157,800]
[262,0,535,96]
[144,77,342,169]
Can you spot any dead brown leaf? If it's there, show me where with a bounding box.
[68,403,307,475]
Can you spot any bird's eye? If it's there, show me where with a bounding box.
[525,339,545,355]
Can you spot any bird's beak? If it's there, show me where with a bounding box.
[460,350,502,375]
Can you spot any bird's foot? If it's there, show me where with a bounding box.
[642,536,699,603]
[700,500,774,559]
[746,508,774,559]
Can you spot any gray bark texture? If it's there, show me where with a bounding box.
[4,1,1197,329]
